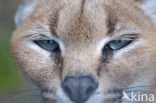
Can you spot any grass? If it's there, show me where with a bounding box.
[0,26,24,94]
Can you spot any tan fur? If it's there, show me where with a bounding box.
[11,0,156,103]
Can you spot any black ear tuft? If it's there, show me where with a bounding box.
[14,0,36,27]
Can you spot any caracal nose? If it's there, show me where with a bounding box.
[62,76,98,103]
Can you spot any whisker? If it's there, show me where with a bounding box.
[124,90,156,94]
[0,88,43,103]
[124,85,156,90]
[1,93,42,103]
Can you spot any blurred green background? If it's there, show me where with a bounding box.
[0,1,42,102]
[0,0,24,94]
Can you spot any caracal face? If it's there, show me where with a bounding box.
[11,0,156,103]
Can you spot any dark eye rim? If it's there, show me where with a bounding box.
[34,40,60,52]
[107,40,133,51]
[101,39,135,62]
[105,33,139,51]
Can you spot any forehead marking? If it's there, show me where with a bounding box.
[49,8,62,37]
[106,13,118,36]
[48,0,120,49]
[81,0,87,14]
[49,0,89,43]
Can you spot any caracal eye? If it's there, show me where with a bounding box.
[101,40,132,61]
[34,40,60,52]
[108,40,132,50]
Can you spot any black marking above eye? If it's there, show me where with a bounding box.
[34,40,60,52]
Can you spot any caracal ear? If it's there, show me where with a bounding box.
[136,0,156,23]
[14,0,36,27]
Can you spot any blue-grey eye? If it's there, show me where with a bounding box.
[108,40,131,50]
[35,40,60,52]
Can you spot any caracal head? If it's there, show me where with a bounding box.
[11,0,156,103]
